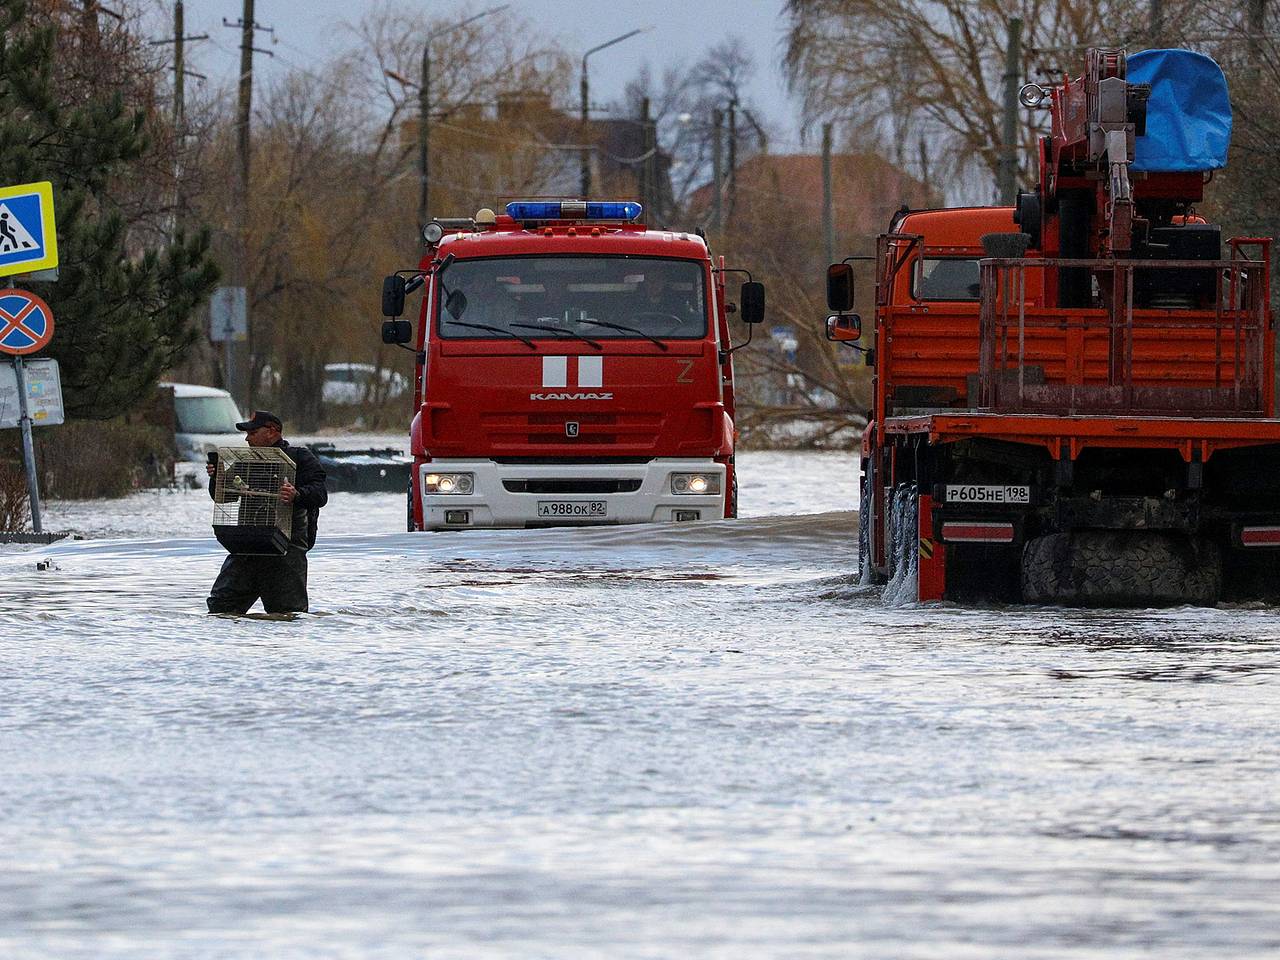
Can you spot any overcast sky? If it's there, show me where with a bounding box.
[161,0,807,147]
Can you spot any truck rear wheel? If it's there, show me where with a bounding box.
[1021,531,1222,607]
[884,482,918,601]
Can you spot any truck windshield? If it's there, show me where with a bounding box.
[175,395,241,434]
[436,256,708,341]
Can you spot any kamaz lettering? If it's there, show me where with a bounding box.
[530,392,613,401]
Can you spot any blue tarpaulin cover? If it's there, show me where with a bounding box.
[1127,49,1232,172]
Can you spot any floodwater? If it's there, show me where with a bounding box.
[2,445,1278,958]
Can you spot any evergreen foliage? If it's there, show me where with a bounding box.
[0,0,219,419]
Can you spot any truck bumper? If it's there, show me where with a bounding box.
[418,458,726,530]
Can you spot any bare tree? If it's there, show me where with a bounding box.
[180,5,576,428]
[783,0,1206,203]
[617,37,769,214]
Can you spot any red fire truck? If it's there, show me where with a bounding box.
[380,200,764,530]
[826,48,1280,606]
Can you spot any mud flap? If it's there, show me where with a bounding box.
[917,493,947,601]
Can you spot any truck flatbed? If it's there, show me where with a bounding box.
[883,411,1280,458]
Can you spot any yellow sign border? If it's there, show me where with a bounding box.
[0,180,59,279]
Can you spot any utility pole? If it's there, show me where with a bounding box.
[174,0,184,124]
[727,98,738,225]
[580,28,648,199]
[1149,0,1164,45]
[419,43,431,235]
[647,103,659,220]
[918,136,932,206]
[822,122,835,268]
[998,16,1023,205]
[1248,0,1269,66]
[150,3,207,234]
[639,97,652,214]
[711,108,723,233]
[418,7,508,240]
[233,0,255,408]
[222,3,273,407]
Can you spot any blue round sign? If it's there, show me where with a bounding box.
[0,288,54,355]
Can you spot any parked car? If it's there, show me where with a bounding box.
[322,363,409,405]
[164,382,242,462]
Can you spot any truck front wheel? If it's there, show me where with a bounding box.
[1021,531,1222,607]
[857,466,886,585]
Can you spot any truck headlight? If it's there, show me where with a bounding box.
[670,472,720,495]
[424,472,473,495]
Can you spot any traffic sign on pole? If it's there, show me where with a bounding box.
[0,288,55,355]
[209,285,247,342]
[0,181,59,279]
[0,286,55,533]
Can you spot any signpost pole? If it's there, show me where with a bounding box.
[224,316,234,396]
[12,355,42,533]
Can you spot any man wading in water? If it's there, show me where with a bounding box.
[206,411,327,614]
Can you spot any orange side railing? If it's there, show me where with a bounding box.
[977,251,1272,417]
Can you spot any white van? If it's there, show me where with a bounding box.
[164,382,242,462]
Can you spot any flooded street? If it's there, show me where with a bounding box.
[2,448,1278,957]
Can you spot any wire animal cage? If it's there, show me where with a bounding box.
[211,446,296,555]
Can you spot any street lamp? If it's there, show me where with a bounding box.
[580,27,649,198]
[418,4,508,240]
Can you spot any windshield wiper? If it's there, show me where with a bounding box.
[444,320,536,349]
[510,322,603,350]
[574,317,669,350]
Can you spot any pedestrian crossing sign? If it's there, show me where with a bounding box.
[0,181,58,280]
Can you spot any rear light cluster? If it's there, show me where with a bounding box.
[940,522,1015,543]
[1240,526,1280,547]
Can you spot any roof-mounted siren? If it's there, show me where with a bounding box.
[505,200,643,223]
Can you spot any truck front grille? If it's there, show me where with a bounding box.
[503,478,643,494]
[480,412,663,449]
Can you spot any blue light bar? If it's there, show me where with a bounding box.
[506,200,643,222]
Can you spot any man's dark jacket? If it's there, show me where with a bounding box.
[208,440,328,549]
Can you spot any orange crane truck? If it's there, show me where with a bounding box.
[825,48,1278,606]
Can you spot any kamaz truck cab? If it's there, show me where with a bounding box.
[381,200,764,530]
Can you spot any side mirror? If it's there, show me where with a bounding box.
[826,263,855,312]
[381,319,412,344]
[382,275,406,317]
[825,314,862,342]
[739,281,765,324]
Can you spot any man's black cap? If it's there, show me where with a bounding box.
[235,410,283,432]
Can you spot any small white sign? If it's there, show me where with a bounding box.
[944,484,1031,505]
[210,286,247,342]
[0,357,64,428]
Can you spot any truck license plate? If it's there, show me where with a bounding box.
[944,484,1031,504]
[537,500,607,518]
